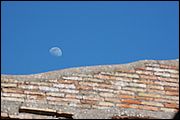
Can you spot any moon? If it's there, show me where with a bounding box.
[49,47,62,57]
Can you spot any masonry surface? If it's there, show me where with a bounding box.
[1,59,179,119]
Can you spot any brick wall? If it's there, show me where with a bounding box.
[1,59,179,119]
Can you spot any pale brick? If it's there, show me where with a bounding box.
[79,82,98,87]
[53,84,75,89]
[94,74,111,79]
[39,86,59,92]
[114,73,139,78]
[148,85,164,90]
[77,85,93,90]
[93,87,114,92]
[154,72,171,77]
[141,101,164,107]
[160,108,178,112]
[18,85,39,90]
[62,76,83,80]
[85,77,104,83]
[136,70,153,75]
[26,94,45,100]
[154,81,178,87]
[47,96,63,102]
[1,83,17,88]
[92,105,110,109]
[46,92,65,97]
[2,88,23,93]
[119,90,135,95]
[76,104,91,109]
[165,91,179,96]
[145,64,160,67]
[99,92,114,97]
[154,98,179,104]
[83,95,104,101]
[162,95,179,101]
[1,112,8,117]
[128,82,146,88]
[2,93,26,98]
[65,94,83,99]
[24,90,45,95]
[158,77,178,83]
[98,101,114,106]
[81,99,97,105]
[1,96,24,102]
[171,74,179,78]
[116,104,139,109]
[140,75,157,80]
[122,87,145,92]
[48,101,68,106]
[104,98,120,103]
[138,92,161,98]
[60,89,79,93]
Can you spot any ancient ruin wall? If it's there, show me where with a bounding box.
[1,59,179,119]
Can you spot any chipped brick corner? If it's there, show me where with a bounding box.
[1,59,179,119]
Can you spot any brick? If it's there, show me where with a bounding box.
[154,72,171,77]
[58,80,77,84]
[98,84,114,89]
[138,105,159,111]
[116,69,135,73]
[18,85,39,90]
[79,82,98,87]
[119,90,135,95]
[29,82,51,86]
[53,84,76,89]
[85,77,104,83]
[164,87,179,91]
[2,88,24,93]
[154,98,179,104]
[148,85,164,90]
[104,98,120,103]
[160,64,178,69]
[83,95,104,101]
[39,86,59,92]
[116,104,139,109]
[27,94,45,100]
[141,101,164,107]
[133,79,154,85]
[140,75,157,80]
[1,112,8,117]
[122,87,145,92]
[62,76,83,80]
[162,95,179,101]
[145,63,160,67]
[1,96,24,102]
[99,92,114,97]
[164,103,178,108]
[135,96,154,101]
[81,99,97,105]
[2,93,26,98]
[46,92,65,97]
[160,108,178,112]
[98,101,114,106]
[128,82,146,88]
[158,77,178,83]
[136,70,153,75]
[92,105,110,109]
[154,81,178,87]
[47,96,63,102]
[48,101,68,106]
[171,74,179,78]
[76,103,91,109]
[77,85,93,90]
[1,83,17,88]
[65,94,83,99]
[60,89,79,93]
[61,98,80,103]
[93,87,114,92]
[94,74,111,79]
[114,81,129,87]
[148,89,165,94]
[121,99,141,104]
[119,95,134,99]
[165,91,179,96]
[138,92,161,98]
[114,73,139,78]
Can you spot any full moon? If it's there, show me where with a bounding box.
[49,47,62,57]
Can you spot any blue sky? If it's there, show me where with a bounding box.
[1,1,179,75]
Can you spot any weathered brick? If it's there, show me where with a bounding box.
[77,85,93,90]
[160,64,178,69]
[94,74,111,79]
[81,99,97,105]
[79,82,98,87]
[154,72,171,77]
[62,76,83,80]
[160,108,178,112]
[136,70,153,75]
[148,89,165,94]
[83,95,104,101]
[98,84,114,89]
[1,83,17,88]
[1,96,24,102]
[46,92,65,97]
[65,94,83,99]
[171,74,179,78]
[27,94,45,100]
[93,87,114,92]
[75,103,91,109]
[119,90,135,95]
[141,101,164,107]
[1,112,8,117]
[135,96,154,101]
[140,75,157,80]
[157,77,178,83]
[154,98,179,104]
[122,87,145,92]
[114,73,139,78]
[128,82,146,88]
[85,77,104,83]
[29,82,51,86]
[39,86,59,92]
[104,98,120,103]
[92,105,110,109]
[162,95,179,101]
[133,79,154,85]
[138,105,159,111]
[2,88,24,93]
[2,93,26,98]
[145,63,160,67]
[164,103,178,108]
[61,98,80,103]
[53,83,76,89]
[154,81,178,87]
[114,81,129,87]
[99,92,114,97]
[116,104,139,109]
[98,101,114,106]
[148,85,164,90]
[138,92,161,98]
[60,89,79,93]
[165,91,179,96]
[58,80,77,84]
[121,99,141,104]
[47,96,63,102]
[18,85,39,90]
[119,95,134,99]
[48,101,68,106]
[164,87,179,91]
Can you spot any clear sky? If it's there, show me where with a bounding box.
[1,1,179,75]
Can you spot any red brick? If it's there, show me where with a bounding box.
[121,99,141,104]
[164,103,178,108]
[160,64,178,69]
[165,91,179,96]
[138,105,159,111]
[164,87,179,91]
[119,95,134,99]
[116,103,139,109]
[135,96,154,101]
